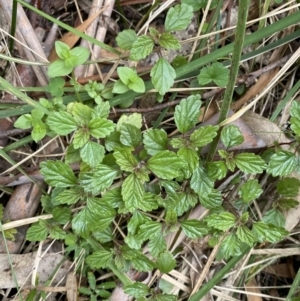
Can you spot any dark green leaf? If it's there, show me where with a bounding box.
[143,129,168,155]
[277,177,300,197]
[54,188,82,205]
[239,179,263,203]
[262,208,285,228]
[128,211,151,235]
[235,153,266,174]
[52,207,71,224]
[199,188,222,209]
[157,251,176,273]
[131,253,155,271]
[86,250,113,269]
[136,221,162,241]
[41,160,77,187]
[267,151,297,176]
[174,95,202,133]
[207,161,227,180]
[49,225,66,240]
[252,222,288,243]
[206,212,236,230]
[190,125,219,148]
[165,4,194,31]
[236,225,255,246]
[65,143,81,164]
[180,220,208,239]
[277,198,299,210]
[221,233,242,259]
[147,150,183,180]
[221,125,244,149]
[178,147,199,178]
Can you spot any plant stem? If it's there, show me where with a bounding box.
[207,0,250,161]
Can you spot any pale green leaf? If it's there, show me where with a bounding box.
[174,95,202,133]
[70,102,92,125]
[165,4,194,31]
[148,234,167,257]
[157,251,176,273]
[147,150,183,180]
[267,151,297,176]
[54,188,81,205]
[199,188,222,209]
[221,125,244,149]
[47,111,77,135]
[197,62,229,87]
[159,33,181,50]
[113,148,138,172]
[207,161,227,180]
[40,160,77,187]
[178,147,198,178]
[221,233,242,259]
[88,117,115,138]
[262,208,285,228]
[143,128,168,155]
[277,177,300,197]
[120,123,142,147]
[26,222,48,241]
[124,283,149,298]
[80,141,105,166]
[14,114,32,129]
[130,35,154,61]
[136,220,162,242]
[117,113,143,130]
[150,58,176,95]
[73,128,90,149]
[116,29,137,50]
[70,46,90,66]
[112,79,130,94]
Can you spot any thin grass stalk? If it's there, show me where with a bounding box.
[207,0,250,161]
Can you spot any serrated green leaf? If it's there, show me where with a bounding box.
[136,220,162,241]
[174,95,202,133]
[221,125,244,149]
[80,141,105,166]
[113,148,138,172]
[170,137,186,149]
[159,33,181,50]
[47,111,77,135]
[252,222,288,243]
[120,123,142,147]
[277,177,300,197]
[122,174,144,212]
[132,253,155,271]
[148,233,167,257]
[180,220,208,239]
[206,212,236,230]
[87,197,116,221]
[40,160,77,187]
[116,29,137,50]
[65,143,81,164]
[262,208,285,228]
[239,179,263,203]
[290,101,300,136]
[267,151,297,176]
[71,102,92,126]
[221,233,242,259]
[151,58,176,95]
[165,4,194,31]
[143,129,168,155]
[86,250,113,269]
[124,235,143,249]
[130,35,154,61]
[157,251,176,273]
[236,225,255,246]
[178,147,199,178]
[92,102,111,119]
[88,117,115,138]
[73,128,90,149]
[52,206,71,224]
[277,198,299,210]
[154,294,178,301]
[26,222,48,241]
[124,282,149,298]
[117,113,142,130]
[137,192,159,212]
[235,153,266,174]
[207,161,227,180]
[128,211,151,235]
[71,208,90,237]
[190,125,219,148]
[197,62,229,87]
[190,166,213,195]
[147,150,183,180]
[199,188,222,209]
[80,165,118,195]
[49,225,66,240]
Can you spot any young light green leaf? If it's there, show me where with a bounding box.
[206,212,236,231]
[117,113,142,130]
[267,151,297,176]
[71,102,92,126]
[262,208,285,228]
[92,102,111,119]
[235,153,266,174]
[32,120,47,142]
[190,166,213,195]
[148,233,167,257]
[48,60,72,77]
[180,220,208,239]
[252,222,288,243]
[130,35,154,61]
[88,117,115,138]
[71,208,90,237]
[117,67,145,93]
[70,46,90,66]
[197,62,229,87]
[26,222,48,241]
[122,174,144,212]
[116,29,137,50]
[41,160,77,187]
[114,148,138,172]
[143,128,168,155]
[221,125,244,149]
[158,33,181,50]
[86,250,113,269]
[147,150,183,180]
[157,251,176,273]
[120,123,142,147]
[80,165,118,195]
[174,95,202,133]
[236,225,255,246]
[124,283,149,298]
[150,58,176,95]
[221,233,242,259]
[170,137,186,149]
[47,111,77,135]
[113,79,130,94]
[80,141,105,166]
[190,125,219,148]
[14,114,32,129]
[165,4,194,31]
[277,177,300,197]
[239,179,263,203]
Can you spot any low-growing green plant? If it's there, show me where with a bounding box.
[9,2,300,300]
